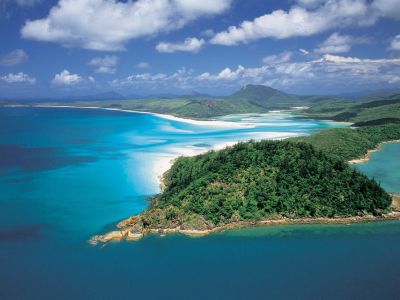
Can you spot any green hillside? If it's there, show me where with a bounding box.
[228,84,301,108]
[300,97,400,125]
[123,139,392,233]
[292,124,400,161]
[4,84,358,119]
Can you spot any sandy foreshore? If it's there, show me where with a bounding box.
[89,208,400,245]
[348,139,400,164]
[28,105,255,128]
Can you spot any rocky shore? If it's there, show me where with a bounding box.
[89,198,400,245]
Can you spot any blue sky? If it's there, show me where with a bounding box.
[1,0,400,98]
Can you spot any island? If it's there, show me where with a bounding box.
[90,123,400,244]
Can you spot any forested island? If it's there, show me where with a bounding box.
[90,124,400,244]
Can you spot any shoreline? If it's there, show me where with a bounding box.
[8,104,398,244]
[348,139,400,164]
[10,104,257,128]
[89,208,400,245]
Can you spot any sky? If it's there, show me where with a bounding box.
[1,0,400,98]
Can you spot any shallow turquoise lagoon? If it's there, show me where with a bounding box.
[355,142,400,194]
[0,107,399,299]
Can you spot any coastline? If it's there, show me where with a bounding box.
[89,206,400,245]
[348,139,400,164]
[7,104,397,244]
[21,104,255,128]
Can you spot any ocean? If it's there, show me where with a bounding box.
[0,106,399,299]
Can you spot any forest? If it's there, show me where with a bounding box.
[136,127,397,231]
[292,123,400,161]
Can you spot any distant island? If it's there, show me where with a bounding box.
[90,123,400,244]
[2,84,399,126]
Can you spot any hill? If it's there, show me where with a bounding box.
[1,84,356,119]
[300,97,400,125]
[227,84,301,108]
[292,124,400,161]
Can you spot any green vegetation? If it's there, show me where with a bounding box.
[133,133,397,231]
[292,124,400,161]
[228,84,301,108]
[4,84,353,119]
[352,118,400,127]
[300,98,400,125]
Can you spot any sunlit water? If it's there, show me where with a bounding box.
[0,107,399,299]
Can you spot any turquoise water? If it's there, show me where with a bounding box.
[0,107,399,299]
[355,142,400,194]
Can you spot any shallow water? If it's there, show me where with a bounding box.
[0,107,399,299]
[355,142,400,194]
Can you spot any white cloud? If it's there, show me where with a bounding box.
[315,32,370,54]
[210,0,400,46]
[137,62,151,69]
[202,65,246,81]
[262,51,293,64]
[315,32,353,54]
[110,67,195,89]
[89,55,118,74]
[21,0,232,51]
[321,54,362,63]
[109,54,400,93]
[156,37,205,53]
[390,34,400,51]
[52,70,82,86]
[1,72,36,84]
[372,0,400,20]
[0,49,28,66]
[201,29,215,37]
[299,48,310,55]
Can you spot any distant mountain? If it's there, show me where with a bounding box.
[4,84,399,120]
[227,84,300,107]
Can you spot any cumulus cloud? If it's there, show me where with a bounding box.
[315,32,353,53]
[110,67,195,89]
[156,37,205,53]
[315,32,370,54]
[89,55,118,74]
[197,65,246,81]
[262,51,293,64]
[390,34,400,51]
[372,0,400,20]
[210,0,400,46]
[21,0,232,51]
[0,49,28,66]
[1,72,36,84]
[109,54,400,93]
[52,70,82,86]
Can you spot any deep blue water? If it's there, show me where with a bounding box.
[0,107,399,300]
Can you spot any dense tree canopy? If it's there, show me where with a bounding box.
[139,139,392,230]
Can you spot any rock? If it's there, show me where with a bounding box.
[126,230,143,241]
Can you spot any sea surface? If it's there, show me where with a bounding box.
[0,107,399,300]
